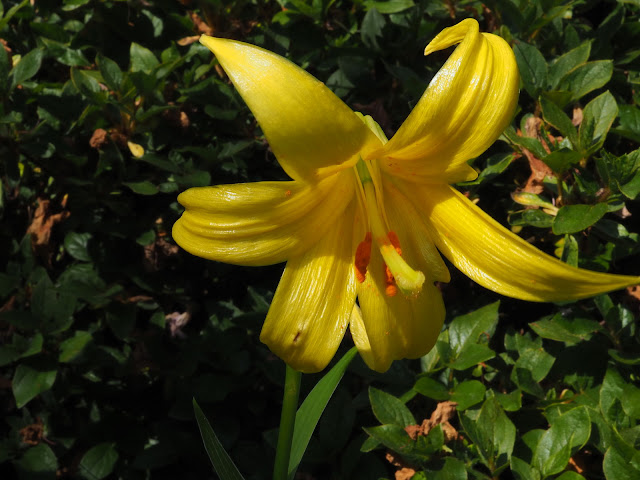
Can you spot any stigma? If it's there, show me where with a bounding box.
[353,159,425,296]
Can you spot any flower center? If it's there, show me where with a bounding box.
[354,159,425,296]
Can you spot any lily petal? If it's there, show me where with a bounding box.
[355,198,446,372]
[379,19,519,184]
[200,36,382,181]
[349,304,376,369]
[173,171,353,266]
[260,204,357,373]
[414,184,640,302]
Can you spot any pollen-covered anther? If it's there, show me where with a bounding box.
[383,262,398,297]
[354,232,372,283]
[387,231,402,255]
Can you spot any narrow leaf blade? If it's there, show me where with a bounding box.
[288,347,358,479]
[193,399,246,480]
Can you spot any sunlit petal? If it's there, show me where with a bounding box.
[379,19,519,184]
[349,304,376,369]
[414,184,640,301]
[173,171,353,266]
[260,204,357,373]
[200,36,382,181]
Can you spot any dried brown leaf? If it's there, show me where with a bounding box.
[572,107,583,127]
[177,35,201,46]
[190,12,214,36]
[89,128,108,149]
[20,418,44,446]
[26,198,70,264]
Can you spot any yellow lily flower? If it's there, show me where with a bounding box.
[173,19,639,373]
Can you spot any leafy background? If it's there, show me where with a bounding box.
[1,0,640,479]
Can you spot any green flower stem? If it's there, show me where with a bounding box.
[273,364,302,480]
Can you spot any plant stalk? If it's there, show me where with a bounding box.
[273,364,302,480]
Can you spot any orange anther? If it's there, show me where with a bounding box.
[387,231,402,255]
[354,232,372,283]
[383,262,397,297]
[285,190,292,197]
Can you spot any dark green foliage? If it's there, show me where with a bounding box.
[1,0,640,479]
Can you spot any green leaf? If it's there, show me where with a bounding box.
[64,232,92,261]
[512,135,549,160]
[608,349,640,366]
[59,331,92,363]
[361,7,385,50]
[548,42,591,89]
[71,68,104,103]
[14,444,58,477]
[509,209,554,229]
[461,395,515,472]
[597,149,640,198]
[413,376,449,401]
[288,347,357,479]
[193,399,246,480]
[553,203,608,234]
[41,38,90,67]
[415,424,444,455]
[529,313,601,344]
[560,233,579,267]
[534,407,591,477]
[123,181,159,195]
[10,47,44,90]
[97,54,123,91]
[451,380,486,411]
[0,333,43,366]
[510,456,538,480]
[363,0,414,13]
[62,0,91,10]
[496,390,522,412]
[603,446,640,480]
[559,60,613,102]
[12,364,57,408]
[515,348,555,383]
[369,387,415,427]
[362,424,413,454]
[617,105,640,140]
[424,457,467,480]
[0,0,30,33]
[579,91,618,151]
[540,96,578,144]
[621,384,640,419]
[130,43,159,73]
[79,443,119,480]
[31,275,76,334]
[600,368,625,423]
[538,440,572,478]
[513,42,548,98]
[542,148,583,173]
[511,347,554,397]
[448,301,500,355]
[475,153,514,183]
[556,472,586,480]
[450,343,495,371]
